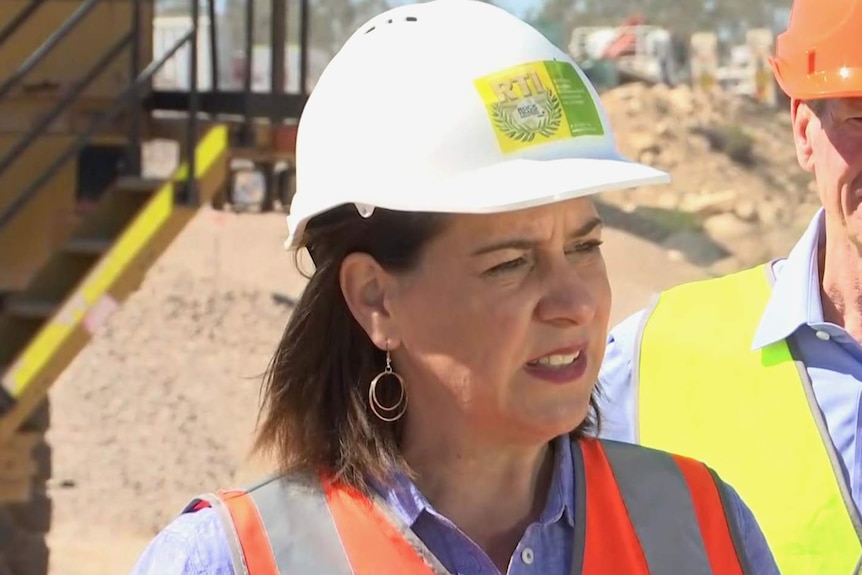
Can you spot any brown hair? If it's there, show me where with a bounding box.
[254,204,601,492]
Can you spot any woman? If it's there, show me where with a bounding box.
[131,1,780,573]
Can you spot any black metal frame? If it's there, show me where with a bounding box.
[148,0,312,127]
[0,0,315,234]
[0,31,134,181]
[0,0,46,48]
[0,0,200,232]
[0,31,200,230]
[0,0,101,102]
[146,90,307,119]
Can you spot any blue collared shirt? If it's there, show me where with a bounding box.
[599,206,862,519]
[128,435,778,574]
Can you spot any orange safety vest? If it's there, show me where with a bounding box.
[184,438,754,574]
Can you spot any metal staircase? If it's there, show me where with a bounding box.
[0,0,229,464]
[0,1,312,572]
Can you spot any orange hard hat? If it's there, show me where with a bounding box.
[769,0,862,100]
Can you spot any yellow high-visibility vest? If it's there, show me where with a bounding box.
[634,263,862,575]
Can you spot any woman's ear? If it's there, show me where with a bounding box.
[339,253,400,350]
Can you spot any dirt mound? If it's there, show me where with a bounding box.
[46,209,305,545]
[599,82,820,270]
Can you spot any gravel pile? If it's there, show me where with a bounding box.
[47,208,305,536]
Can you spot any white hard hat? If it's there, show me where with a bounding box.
[284,0,670,249]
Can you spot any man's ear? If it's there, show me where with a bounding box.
[339,252,400,351]
[791,98,817,173]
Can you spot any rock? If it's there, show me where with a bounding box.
[597,79,813,271]
[639,150,659,165]
[773,174,793,191]
[655,121,673,139]
[668,85,695,115]
[726,235,774,267]
[628,131,661,156]
[666,249,685,262]
[658,150,680,169]
[734,199,758,222]
[679,190,738,216]
[662,230,729,266]
[757,202,781,226]
[687,133,712,154]
[708,255,746,277]
[657,191,680,210]
[703,212,759,242]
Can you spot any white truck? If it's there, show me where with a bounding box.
[569,23,682,88]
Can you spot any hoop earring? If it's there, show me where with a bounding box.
[368,349,407,422]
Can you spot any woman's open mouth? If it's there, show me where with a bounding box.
[525,347,588,384]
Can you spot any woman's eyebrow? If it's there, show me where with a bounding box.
[470,217,603,256]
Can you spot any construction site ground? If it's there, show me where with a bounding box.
[41,83,819,574]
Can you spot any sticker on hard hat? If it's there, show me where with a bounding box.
[475,60,605,154]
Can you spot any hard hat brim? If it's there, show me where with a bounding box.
[284,155,670,250]
[771,57,862,101]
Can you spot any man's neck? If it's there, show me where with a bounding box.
[820,225,862,342]
[400,424,555,572]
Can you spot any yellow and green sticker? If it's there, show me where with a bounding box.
[474,60,605,154]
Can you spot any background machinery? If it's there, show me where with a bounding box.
[0,0,310,572]
[568,15,687,91]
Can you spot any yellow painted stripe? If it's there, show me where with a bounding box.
[7,184,173,396]
[4,125,228,398]
[174,125,228,181]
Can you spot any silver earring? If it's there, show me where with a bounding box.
[368,348,407,422]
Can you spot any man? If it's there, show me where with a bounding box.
[597,2,862,574]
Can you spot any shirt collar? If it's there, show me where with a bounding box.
[545,434,576,528]
[751,208,825,350]
[372,434,576,529]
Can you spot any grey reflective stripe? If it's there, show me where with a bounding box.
[184,493,249,575]
[708,469,756,575]
[763,263,862,542]
[631,292,661,444]
[601,440,713,575]
[245,475,452,575]
[787,336,862,540]
[569,443,587,575]
[246,475,355,575]
[362,488,454,575]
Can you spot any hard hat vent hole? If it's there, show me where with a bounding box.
[366,15,418,33]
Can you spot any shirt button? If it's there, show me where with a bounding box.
[521,547,534,565]
[816,330,831,341]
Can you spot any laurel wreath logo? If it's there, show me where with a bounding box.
[491,93,563,142]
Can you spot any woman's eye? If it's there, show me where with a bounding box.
[483,241,602,275]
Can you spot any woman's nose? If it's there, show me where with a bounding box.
[534,261,600,326]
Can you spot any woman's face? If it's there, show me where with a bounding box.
[378,197,612,445]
